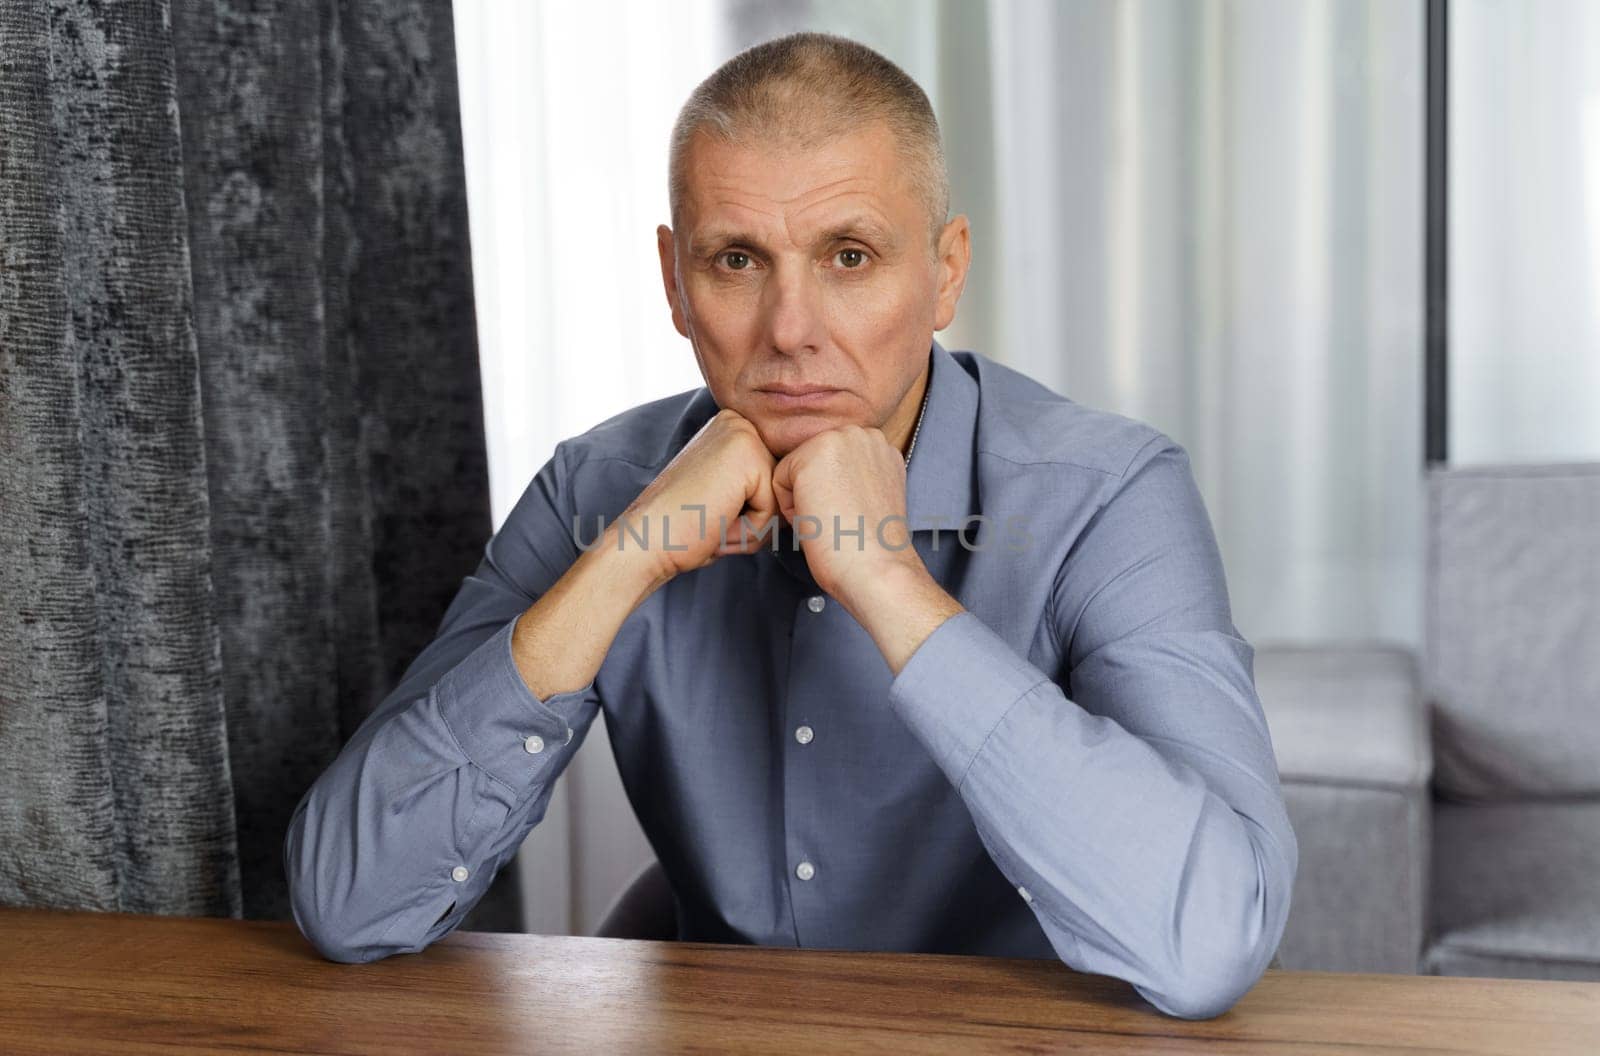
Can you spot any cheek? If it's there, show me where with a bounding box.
[682,281,763,371]
[823,271,929,345]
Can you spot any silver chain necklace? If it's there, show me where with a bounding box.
[903,377,930,468]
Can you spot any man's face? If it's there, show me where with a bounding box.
[657,119,970,458]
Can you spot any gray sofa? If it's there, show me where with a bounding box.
[1259,463,1600,978]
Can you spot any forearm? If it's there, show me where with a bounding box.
[510,523,671,698]
[287,529,660,963]
[285,612,596,963]
[836,560,966,675]
[886,613,1297,1020]
[957,670,1294,1019]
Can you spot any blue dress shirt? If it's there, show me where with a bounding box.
[285,340,1298,1020]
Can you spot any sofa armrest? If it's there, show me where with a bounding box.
[1253,644,1433,974]
[1255,644,1431,790]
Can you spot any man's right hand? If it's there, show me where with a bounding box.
[509,408,778,702]
[613,408,781,584]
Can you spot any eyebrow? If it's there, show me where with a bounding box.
[688,216,899,258]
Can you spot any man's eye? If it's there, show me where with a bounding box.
[835,248,867,269]
[720,251,751,270]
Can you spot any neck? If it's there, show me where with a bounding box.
[884,357,931,458]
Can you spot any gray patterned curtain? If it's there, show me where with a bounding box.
[0,0,521,932]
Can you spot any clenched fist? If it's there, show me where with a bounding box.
[598,407,960,675]
[771,424,925,605]
[614,408,781,582]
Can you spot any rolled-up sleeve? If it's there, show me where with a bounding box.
[887,436,1298,1020]
[284,442,601,963]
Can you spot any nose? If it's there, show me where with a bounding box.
[760,259,827,356]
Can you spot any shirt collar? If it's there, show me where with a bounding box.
[905,338,981,531]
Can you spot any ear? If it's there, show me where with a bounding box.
[657,224,689,338]
[932,214,971,332]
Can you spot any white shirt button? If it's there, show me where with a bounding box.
[1018,885,1033,903]
[452,866,470,883]
[795,860,815,881]
[524,735,545,754]
[794,724,814,745]
[806,595,826,613]
[565,726,573,744]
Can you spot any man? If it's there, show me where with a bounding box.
[285,32,1297,1021]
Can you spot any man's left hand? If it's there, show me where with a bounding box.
[771,425,921,601]
[771,424,967,672]
[771,425,960,672]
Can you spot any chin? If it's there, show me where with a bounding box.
[750,413,838,458]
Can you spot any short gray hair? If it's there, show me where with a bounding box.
[668,32,950,246]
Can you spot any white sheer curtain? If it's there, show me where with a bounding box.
[999,0,1425,648]
[1450,0,1600,464]
[453,0,1426,936]
[452,0,727,937]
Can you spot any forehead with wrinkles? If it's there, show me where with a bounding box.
[680,123,922,255]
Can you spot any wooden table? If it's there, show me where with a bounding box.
[2,907,1596,1054]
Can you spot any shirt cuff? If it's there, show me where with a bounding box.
[886,611,1053,789]
[436,611,596,792]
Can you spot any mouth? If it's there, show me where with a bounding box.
[756,384,844,408]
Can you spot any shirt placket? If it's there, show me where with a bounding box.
[781,583,832,946]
